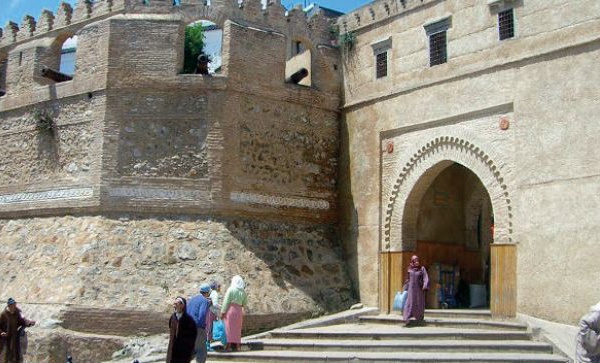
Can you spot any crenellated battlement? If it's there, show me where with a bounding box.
[0,1,125,48]
[337,0,435,33]
[0,0,342,116]
[0,0,336,55]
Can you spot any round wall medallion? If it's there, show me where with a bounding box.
[499,116,510,130]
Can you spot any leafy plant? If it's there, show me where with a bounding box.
[33,108,57,135]
[183,22,206,74]
[339,31,357,53]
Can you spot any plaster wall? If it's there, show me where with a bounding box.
[340,0,600,323]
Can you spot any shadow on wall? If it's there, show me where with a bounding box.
[336,110,360,297]
[225,217,357,314]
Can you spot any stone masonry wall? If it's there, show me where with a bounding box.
[233,95,338,196]
[0,94,104,191]
[116,91,209,179]
[0,215,356,315]
[0,6,348,359]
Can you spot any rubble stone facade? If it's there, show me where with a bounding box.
[0,1,351,360]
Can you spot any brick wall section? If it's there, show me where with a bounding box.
[244,312,314,336]
[60,306,170,336]
[225,20,286,87]
[106,16,182,84]
[58,306,312,337]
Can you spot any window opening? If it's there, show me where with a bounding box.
[376,51,387,79]
[18,52,23,66]
[294,41,306,55]
[59,36,77,76]
[183,20,222,74]
[498,8,515,40]
[0,57,7,96]
[428,31,447,66]
[370,36,392,80]
[424,17,451,67]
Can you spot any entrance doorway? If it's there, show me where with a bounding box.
[413,163,492,310]
[380,137,517,318]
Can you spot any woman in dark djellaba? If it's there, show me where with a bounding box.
[403,255,429,325]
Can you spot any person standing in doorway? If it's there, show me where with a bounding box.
[0,298,35,363]
[166,297,197,363]
[186,284,212,363]
[576,301,600,363]
[403,255,429,326]
[220,275,248,352]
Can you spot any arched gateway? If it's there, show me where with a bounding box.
[380,135,516,318]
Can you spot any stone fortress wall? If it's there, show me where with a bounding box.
[0,1,355,360]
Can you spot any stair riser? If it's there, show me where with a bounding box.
[423,313,492,320]
[207,356,565,363]
[245,344,553,354]
[269,332,532,340]
[359,320,527,331]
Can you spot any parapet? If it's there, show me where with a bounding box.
[0,0,126,48]
[1,0,336,54]
[337,0,435,33]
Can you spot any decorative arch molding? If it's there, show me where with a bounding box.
[383,135,513,251]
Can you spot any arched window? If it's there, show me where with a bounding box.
[59,36,77,76]
[183,20,223,75]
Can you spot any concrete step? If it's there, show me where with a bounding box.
[206,350,569,362]
[423,309,492,320]
[243,338,554,354]
[101,312,570,363]
[360,315,528,331]
[268,324,533,341]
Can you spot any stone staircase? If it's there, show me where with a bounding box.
[204,309,570,363]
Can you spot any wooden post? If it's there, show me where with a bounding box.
[380,251,412,314]
[490,244,517,318]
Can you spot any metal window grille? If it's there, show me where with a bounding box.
[498,9,515,40]
[376,51,387,78]
[429,31,447,66]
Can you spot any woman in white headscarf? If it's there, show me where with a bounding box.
[220,275,248,352]
[577,301,600,363]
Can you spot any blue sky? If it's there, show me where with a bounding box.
[0,1,372,29]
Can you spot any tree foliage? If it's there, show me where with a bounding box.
[183,22,206,74]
